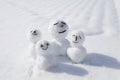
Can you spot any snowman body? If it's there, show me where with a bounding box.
[29,43,37,60]
[36,55,57,70]
[51,39,70,56]
[67,46,87,63]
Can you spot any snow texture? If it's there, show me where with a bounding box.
[0,0,120,80]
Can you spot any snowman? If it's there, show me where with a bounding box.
[49,20,70,56]
[27,29,41,60]
[35,40,58,70]
[67,31,87,63]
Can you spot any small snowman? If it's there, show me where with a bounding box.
[49,20,70,56]
[67,31,87,63]
[27,29,41,60]
[35,40,58,70]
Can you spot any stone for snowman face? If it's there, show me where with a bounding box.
[49,20,69,40]
[28,29,41,44]
[71,31,85,47]
[36,40,50,56]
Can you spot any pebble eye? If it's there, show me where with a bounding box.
[41,44,43,47]
[34,30,36,33]
[46,43,49,46]
[61,25,64,27]
[54,23,58,25]
[79,36,82,39]
[61,22,66,25]
[72,35,76,37]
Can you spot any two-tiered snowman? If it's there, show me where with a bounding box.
[67,31,87,63]
[49,20,70,56]
[28,29,41,60]
[35,40,58,70]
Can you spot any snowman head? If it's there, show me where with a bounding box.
[49,20,69,40]
[71,31,85,47]
[28,29,41,44]
[36,40,50,56]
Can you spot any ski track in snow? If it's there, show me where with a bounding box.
[103,0,120,36]
[68,0,98,29]
[66,0,92,22]
[65,0,90,21]
[83,0,106,35]
[54,0,84,19]
[66,0,96,21]
[4,0,120,36]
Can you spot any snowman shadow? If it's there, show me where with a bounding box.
[47,63,88,76]
[56,55,71,63]
[83,53,120,69]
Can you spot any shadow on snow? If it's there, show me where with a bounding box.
[47,63,88,76]
[83,53,120,69]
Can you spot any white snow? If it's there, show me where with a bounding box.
[0,0,120,80]
[103,0,120,36]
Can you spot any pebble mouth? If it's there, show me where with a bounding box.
[32,33,38,35]
[73,41,79,43]
[59,30,66,33]
[42,46,48,50]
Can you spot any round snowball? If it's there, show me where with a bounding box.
[27,28,41,44]
[67,47,87,63]
[49,20,69,40]
[70,31,85,47]
[35,40,51,56]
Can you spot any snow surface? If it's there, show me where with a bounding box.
[0,0,120,80]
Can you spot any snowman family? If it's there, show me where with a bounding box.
[28,20,87,71]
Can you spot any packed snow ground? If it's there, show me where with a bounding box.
[0,0,120,80]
